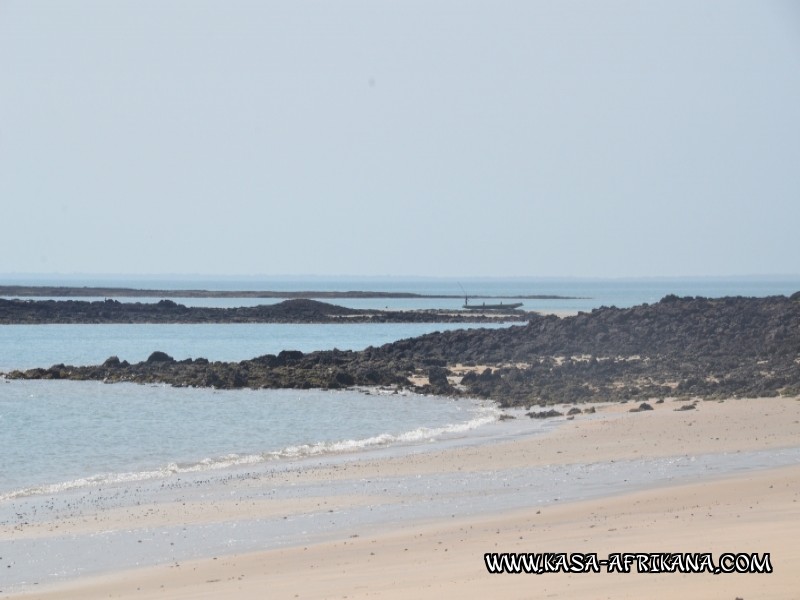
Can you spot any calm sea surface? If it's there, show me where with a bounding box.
[5,275,800,311]
[0,322,507,372]
[0,381,495,499]
[1,276,797,500]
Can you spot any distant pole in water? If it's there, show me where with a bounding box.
[458,282,469,306]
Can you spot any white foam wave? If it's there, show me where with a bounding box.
[0,406,499,501]
[272,410,499,459]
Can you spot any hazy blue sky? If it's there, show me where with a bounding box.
[1,0,798,278]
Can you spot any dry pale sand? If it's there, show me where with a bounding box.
[8,396,800,600]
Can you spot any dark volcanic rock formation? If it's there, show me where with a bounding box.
[0,298,526,324]
[5,294,800,406]
[366,294,800,404]
[527,409,564,419]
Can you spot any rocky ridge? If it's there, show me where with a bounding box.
[0,298,527,324]
[5,294,800,406]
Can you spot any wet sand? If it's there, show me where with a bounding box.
[5,396,800,599]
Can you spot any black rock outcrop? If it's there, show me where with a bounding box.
[0,298,527,324]
[5,294,800,406]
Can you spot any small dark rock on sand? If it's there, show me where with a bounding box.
[527,409,563,419]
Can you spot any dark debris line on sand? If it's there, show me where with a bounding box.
[5,294,800,407]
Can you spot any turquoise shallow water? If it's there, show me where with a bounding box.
[0,380,495,498]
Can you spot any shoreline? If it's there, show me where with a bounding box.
[0,384,502,503]
[3,395,799,598]
[13,465,799,600]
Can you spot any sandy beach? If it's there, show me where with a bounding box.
[5,395,800,599]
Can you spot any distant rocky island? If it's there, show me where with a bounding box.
[6,293,800,406]
[0,298,529,324]
[0,285,580,300]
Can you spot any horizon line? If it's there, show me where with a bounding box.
[1,272,800,282]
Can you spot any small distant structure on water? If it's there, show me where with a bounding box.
[458,282,523,311]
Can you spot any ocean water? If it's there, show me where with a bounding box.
[0,322,510,372]
[0,380,496,499]
[4,275,799,312]
[1,276,798,505]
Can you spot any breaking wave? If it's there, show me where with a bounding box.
[0,406,498,501]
